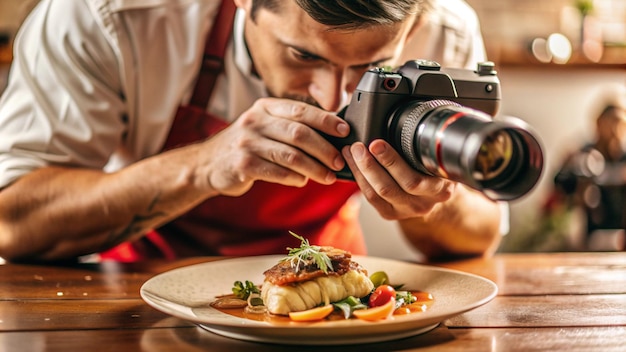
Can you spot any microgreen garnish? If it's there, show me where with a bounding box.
[395,290,417,306]
[281,231,333,274]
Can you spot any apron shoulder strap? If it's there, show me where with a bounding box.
[189,0,237,108]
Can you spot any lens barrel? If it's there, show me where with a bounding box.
[389,100,543,200]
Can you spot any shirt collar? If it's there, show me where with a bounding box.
[232,8,254,76]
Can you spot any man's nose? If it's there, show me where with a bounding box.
[309,68,357,112]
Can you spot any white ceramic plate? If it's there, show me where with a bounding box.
[140,255,497,345]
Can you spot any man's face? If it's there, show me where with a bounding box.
[596,108,626,158]
[238,1,418,112]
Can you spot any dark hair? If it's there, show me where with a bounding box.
[250,0,431,30]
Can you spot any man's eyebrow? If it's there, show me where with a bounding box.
[290,45,392,68]
[291,45,327,61]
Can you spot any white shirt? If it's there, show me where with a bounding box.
[0,0,486,188]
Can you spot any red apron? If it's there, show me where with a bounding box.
[100,1,365,261]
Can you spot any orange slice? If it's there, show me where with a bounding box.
[353,297,396,321]
[288,304,334,322]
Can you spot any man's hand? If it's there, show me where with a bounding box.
[342,138,502,259]
[343,139,455,220]
[196,98,350,196]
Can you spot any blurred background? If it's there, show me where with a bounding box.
[1,0,625,259]
[467,0,626,254]
[363,0,626,259]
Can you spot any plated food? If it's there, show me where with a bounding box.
[140,251,497,344]
[211,232,434,322]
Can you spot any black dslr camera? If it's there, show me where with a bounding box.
[328,59,544,201]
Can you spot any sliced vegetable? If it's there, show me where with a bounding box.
[210,297,248,309]
[247,293,264,307]
[368,284,396,308]
[369,271,404,290]
[353,297,396,321]
[369,271,389,287]
[288,304,334,322]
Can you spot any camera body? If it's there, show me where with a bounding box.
[337,59,501,149]
[330,59,543,201]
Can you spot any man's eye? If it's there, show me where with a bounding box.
[366,61,386,69]
[292,50,319,62]
[352,62,382,74]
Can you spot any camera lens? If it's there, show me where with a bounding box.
[388,100,543,200]
[474,130,513,182]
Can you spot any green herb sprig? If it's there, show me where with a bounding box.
[232,280,260,300]
[281,231,333,274]
[333,296,367,319]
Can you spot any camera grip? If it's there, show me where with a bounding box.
[320,132,356,181]
[335,166,355,180]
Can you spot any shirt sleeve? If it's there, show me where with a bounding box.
[499,201,510,235]
[0,0,126,189]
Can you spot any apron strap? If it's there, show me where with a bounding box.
[189,0,237,108]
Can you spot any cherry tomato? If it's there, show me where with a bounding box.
[368,284,396,308]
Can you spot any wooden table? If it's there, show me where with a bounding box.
[1,252,625,351]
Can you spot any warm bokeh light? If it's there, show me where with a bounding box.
[530,33,573,64]
[547,33,573,64]
[530,38,552,63]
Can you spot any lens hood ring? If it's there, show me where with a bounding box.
[398,99,462,169]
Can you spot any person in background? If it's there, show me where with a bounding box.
[0,0,504,262]
[550,83,626,251]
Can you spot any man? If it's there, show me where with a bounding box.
[551,85,626,250]
[0,0,503,262]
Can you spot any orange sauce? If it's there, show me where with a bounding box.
[393,291,435,315]
[212,291,434,323]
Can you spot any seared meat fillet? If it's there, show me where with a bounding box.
[261,247,374,315]
[263,246,354,286]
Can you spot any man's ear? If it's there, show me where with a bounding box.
[406,14,427,42]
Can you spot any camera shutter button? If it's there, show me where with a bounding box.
[477,62,497,76]
[414,59,441,71]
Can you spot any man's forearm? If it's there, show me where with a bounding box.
[399,185,502,261]
[0,146,212,261]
